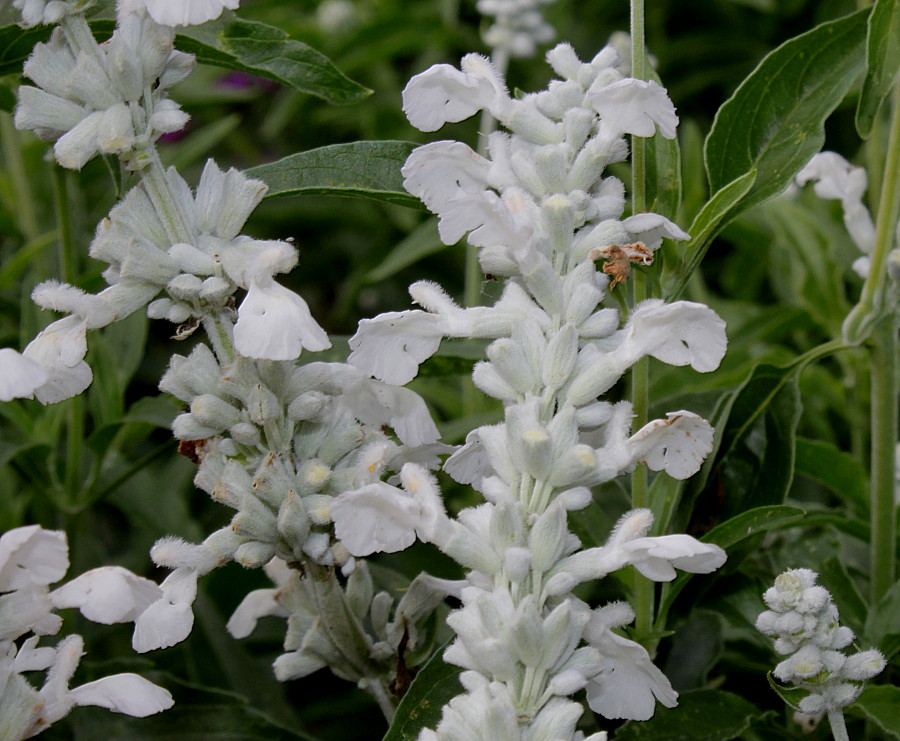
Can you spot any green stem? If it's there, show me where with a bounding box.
[51,165,83,506]
[629,0,655,644]
[1,113,41,249]
[870,317,897,602]
[843,82,900,345]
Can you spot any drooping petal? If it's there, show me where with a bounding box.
[23,316,93,404]
[341,375,441,446]
[140,0,240,26]
[622,535,727,581]
[68,674,174,716]
[234,280,330,361]
[0,348,49,402]
[619,299,727,373]
[226,588,286,639]
[348,310,446,385]
[0,526,68,592]
[50,566,161,624]
[628,411,714,480]
[330,482,421,556]
[590,78,678,139]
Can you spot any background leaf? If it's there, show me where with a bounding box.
[614,689,766,741]
[855,0,900,138]
[176,17,371,105]
[246,141,421,208]
[851,685,900,739]
[704,10,869,219]
[382,649,460,741]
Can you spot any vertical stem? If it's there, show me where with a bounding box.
[630,0,654,644]
[870,317,897,602]
[52,166,83,507]
[1,113,41,247]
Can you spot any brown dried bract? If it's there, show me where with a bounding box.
[177,438,211,465]
[588,242,653,290]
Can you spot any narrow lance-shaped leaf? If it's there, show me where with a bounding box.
[176,17,371,105]
[705,9,869,219]
[856,0,900,138]
[247,141,424,209]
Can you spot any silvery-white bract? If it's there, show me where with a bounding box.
[332,44,729,739]
[14,11,193,170]
[12,0,95,28]
[0,526,172,740]
[756,569,885,721]
[118,0,240,26]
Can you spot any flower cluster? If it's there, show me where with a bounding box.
[332,44,729,738]
[0,526,172,739]
[756,569,886,720]
[476,0,557,58]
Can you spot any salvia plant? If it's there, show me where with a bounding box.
[0,0,896,739]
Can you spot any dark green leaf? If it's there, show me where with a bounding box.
[176,18,370,105]
[663,611,724,691]
[657,506,805,623]
[851,685,900,738]
[818,557,867,636]
[615,689,765,741]
[677,364,803,534]
[0,23,52,76]
[856,0,900,138]
[0,80,15,112]
[382,649,460,741]
[765,671,806,711]
[365,219,445,283]
[795,438,869,515]
[705,10,869,219]
[664,170,757,301]
[246,141,422,209]
[864,578,900,657]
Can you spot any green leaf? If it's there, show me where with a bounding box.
[663,611,724,690]
[852,685,900,738]
[382,649,461,741]
[364,218,445,283]
[795,438,869,514]
[615,689,765,741]
[818,556,867,636]
[657,506,805,623]
[176,18,370,105]
[664,170,757,301]
[677,364,803,533]
[705,10,869,219]
[864,578,900,657]
[645,125,682,220]
[0,23,52,76]
[765,671,806,711]
[246,141,422,209]
[856,0,900,138]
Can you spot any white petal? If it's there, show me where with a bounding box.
[348,310,445,385]
[341,376,440,446]
[0,526,68,591]
[620,299,727,372]
[628,411,714,479]
[402,54,508,132]
[234,280,330,361]
[50,566,161,624]
[330,482,420,556]
[0,348,48,402]
[623,534,726,581]
[69,674,173,716]
[23,316,93,404]
[226,588,285,639]
[132,600,194,652]
[142,0,239,26]
[590,78,678,139]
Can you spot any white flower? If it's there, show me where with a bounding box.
[132,568,198,652]
[402,54,510,132]
[628,411,714,480]
[22,316,92,404]
[0,526,68,592]
[50,566,161,624]
[796,152,876,254]
[621,212,690,251]
[226,588,287,639]
[67,673,174,716]
[13,0,94,28]
[124,0,240,26]
[0,348,49,402]
[590,78,679,139]
[330,464,450,556]
[348,311,446,385]
[619,299,727,373]
[584,618,678,720]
